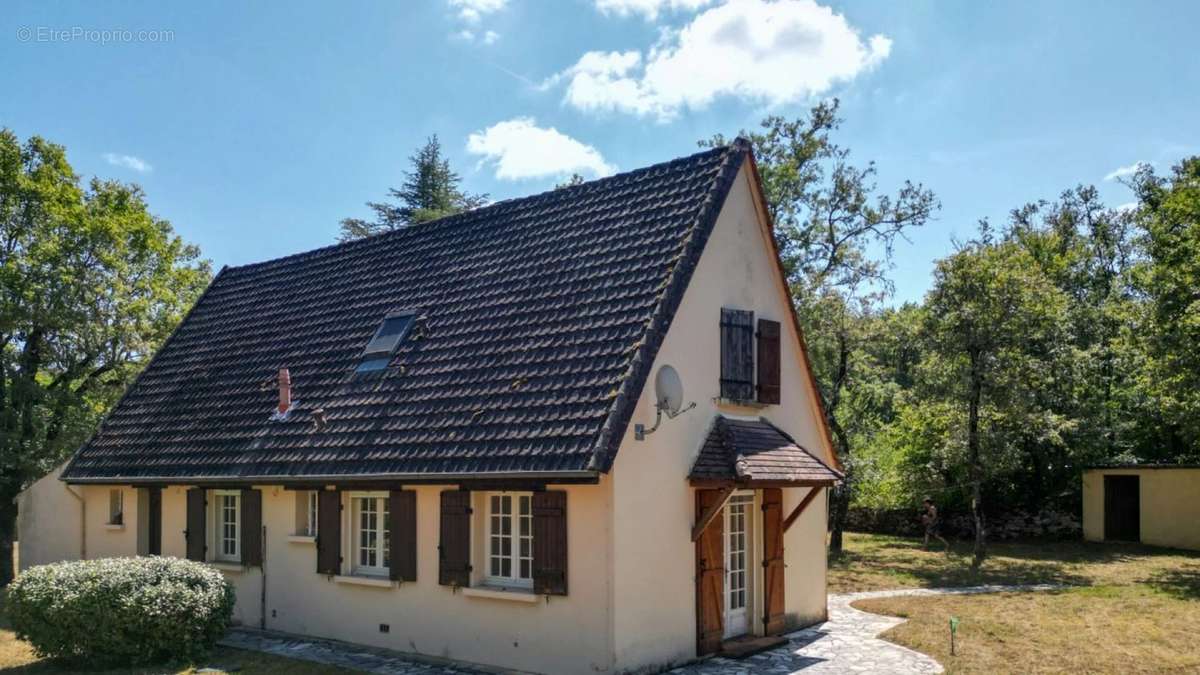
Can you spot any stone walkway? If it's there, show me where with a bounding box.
[676,584,1062,675]
[218,584,1062,675]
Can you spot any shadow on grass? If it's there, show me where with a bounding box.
[1146,564,1200,600]
[832,535,1200,591]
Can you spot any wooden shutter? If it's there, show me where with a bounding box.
[316,490,341,575]
[532,491,567,595]
[695,489,725,656]
[241,488,263,567]
[756,319,781,405]
[185,488,206,562]
[147,487,162,556]
[438,490,471,587]
[720,308,755,401]
[762,488,786,635]
[390,490,417,582]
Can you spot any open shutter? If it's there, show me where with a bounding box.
[316,490,341,575]
[695,489,725,656]
[532,491,567,595]
[438,490,471,587]
[185,488,206,561]
[147,487,162,556]
[756,319,781,405]
[762,488,786,635]
[390,490,417,582]
[720,308,755,401]
[241,488,263,567]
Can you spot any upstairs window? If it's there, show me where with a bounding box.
[356,313,415,373]
[719,308,755,401]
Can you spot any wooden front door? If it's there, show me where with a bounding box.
[1104,475,1140,542]
[696,489,726,655]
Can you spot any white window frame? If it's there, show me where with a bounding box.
[212,490,240,563]
[350,491,390,577]
[108,489,124,526]
[484,492,533,589]
[308,491,319,537]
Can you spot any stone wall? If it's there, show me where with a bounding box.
[845,507,1081,540]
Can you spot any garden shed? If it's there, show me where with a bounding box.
[1082,465,1200,550]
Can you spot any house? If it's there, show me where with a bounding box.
[1082,465,1200,550]
[18,140,842,674]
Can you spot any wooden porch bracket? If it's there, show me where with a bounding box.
[782,486,822,533]
[691,486,735,542]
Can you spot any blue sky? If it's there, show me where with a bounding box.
[3,0,1197,304]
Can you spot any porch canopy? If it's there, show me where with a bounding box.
[689,416,842,489]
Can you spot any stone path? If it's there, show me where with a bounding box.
[218,584,1062,675]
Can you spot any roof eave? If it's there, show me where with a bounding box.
[61,469,601,487]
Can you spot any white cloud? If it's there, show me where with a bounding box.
[595,0,715,20]
[466,118,616,180]
[1105,161,1147,182]
[103,153,152,173]
[448,0,507,22]
[1116,202,1139,213]
[483,30,500,44]
[553,0,892,121]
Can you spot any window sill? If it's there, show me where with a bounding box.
[104,523,125,531]
[208,561,245,573]
[333,574,394,589]
[461,585,539,603]
[287,534,316,544]
[715,397,769,409]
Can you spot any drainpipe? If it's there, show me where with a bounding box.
[64,484,87,560]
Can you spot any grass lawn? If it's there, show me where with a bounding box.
[835,532,1200,674]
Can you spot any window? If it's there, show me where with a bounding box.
[352,493,390,576]
[295,491,319,536]
[485,493,533,588]
[214,490,240,562]
[108,489,123,526]
[356,313,415,374]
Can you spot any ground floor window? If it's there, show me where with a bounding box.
[352,492,390,576]
[294,490,319,536]
[108,489,124,525]
[213,490,240,562]
[485,492,533,588]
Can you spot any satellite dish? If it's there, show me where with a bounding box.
[655,365,684,416]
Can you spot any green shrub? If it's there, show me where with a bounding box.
[6,556,236,667]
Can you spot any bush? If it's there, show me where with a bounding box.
[6,556,236,667]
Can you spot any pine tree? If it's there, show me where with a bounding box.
[338,135,487,241]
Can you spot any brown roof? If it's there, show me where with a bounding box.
[62,141,751,483]
[690,416,842,485]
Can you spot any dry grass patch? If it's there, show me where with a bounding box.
[853,586,1200,674]
[829,532,1200,594]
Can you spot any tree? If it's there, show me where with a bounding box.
[555,173,586,189]
[703,101,938,554]
[1129,158,1200,457]
[0,130,210,585]
[338,135,487,241]
[922,231,1067,568]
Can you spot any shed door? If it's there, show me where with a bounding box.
[1104,475,1140,542]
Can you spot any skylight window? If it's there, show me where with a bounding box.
[356,313,415,374]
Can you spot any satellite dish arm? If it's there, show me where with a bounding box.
[635,398,697,441]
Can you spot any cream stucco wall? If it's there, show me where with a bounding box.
[1083,468,1200,550]
[609,163,833,672]
[65,481,613,674]
[16,462,83,570]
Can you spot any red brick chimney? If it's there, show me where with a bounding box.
[278,368,291,414]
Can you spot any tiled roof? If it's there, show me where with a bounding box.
[690,416,842,484]
[62,141,750,482]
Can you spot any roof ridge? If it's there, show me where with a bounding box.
[225,143,737,275]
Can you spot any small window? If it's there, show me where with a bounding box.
[213,490,240,562]
[294,491,319,537]
[108,489,124,526]
[356,314,415,375]
[351,493,390,576]
[485,492,533,589]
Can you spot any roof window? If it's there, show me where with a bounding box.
[356,313,415,374]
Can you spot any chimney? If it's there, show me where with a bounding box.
[278,368,291,414]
